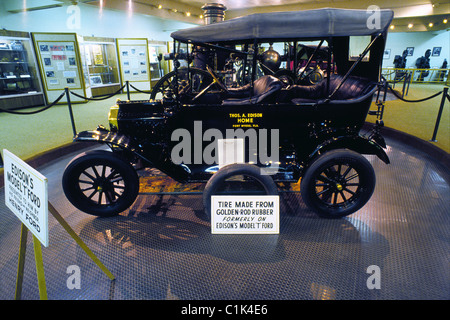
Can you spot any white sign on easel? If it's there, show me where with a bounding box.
[3,149,48,247]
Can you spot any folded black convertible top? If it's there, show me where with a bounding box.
[171,8,394,44]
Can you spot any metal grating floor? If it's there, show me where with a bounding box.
[0,137,448,301]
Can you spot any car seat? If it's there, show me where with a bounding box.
[222,75,284,105]
[288,75,375,103]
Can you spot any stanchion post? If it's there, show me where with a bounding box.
[402,74,407,98]
[406,72,412,96]
[430,87,448,142]
[65,87,77,137]
[126,81,130,100]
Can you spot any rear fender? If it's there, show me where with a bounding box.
[309,135,390,165]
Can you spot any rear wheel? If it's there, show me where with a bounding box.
[300,149,376,218]
[203,164,278,220]
[62,150,139,217]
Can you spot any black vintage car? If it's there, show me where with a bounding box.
[62,8,393,219]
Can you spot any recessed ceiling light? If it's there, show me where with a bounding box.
[408,23,414,28]
[443,19,448,24]
[390,25,395,30]
[428,22,433,27]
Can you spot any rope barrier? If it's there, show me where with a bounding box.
[129,83,152,94]
[69,84,126,101]
[386,73,409,84]
[383,71,396,76]
[387,85,443,103]
[0,83,125,115]
[0,83,127,116]
[0,91,66,115]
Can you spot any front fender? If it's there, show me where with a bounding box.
[74,129,140,153]
[310,135,390,164]
[75,129,191,182]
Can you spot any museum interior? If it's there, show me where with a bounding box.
[0,0,448,304]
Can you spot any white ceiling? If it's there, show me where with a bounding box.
[4,0,450,32]
[174,0,449,14]
[176,0,441,11]
[177,0,355,11]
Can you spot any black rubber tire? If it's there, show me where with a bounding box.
[300,149,376,218]
[202,163,278,220]
[62,150,139,217]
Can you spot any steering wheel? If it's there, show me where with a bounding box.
[192,65,229,101]
[206,65,228,92]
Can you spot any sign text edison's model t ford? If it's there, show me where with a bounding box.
[62,8,393,220]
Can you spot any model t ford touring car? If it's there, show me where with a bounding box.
[62,8,393,219]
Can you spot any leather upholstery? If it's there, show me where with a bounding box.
[288,75,375,104]
[222,75,284,105]
[220,74,374,105]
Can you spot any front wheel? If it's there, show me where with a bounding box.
[300,149,376,218]
[62,150,139,217]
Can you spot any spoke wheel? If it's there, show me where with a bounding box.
[63,150,139,217]
[301,149,376,218]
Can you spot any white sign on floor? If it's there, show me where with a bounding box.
[211,195,279,234]
[3,149,48,247]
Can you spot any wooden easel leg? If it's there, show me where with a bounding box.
[14,224,28,300]
[14,203,115,300]
[48,202,115,281]
[33,235,48,300]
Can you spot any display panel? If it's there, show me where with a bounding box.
[36,41,82,89]
[116,38,150,92]
[32,32,87,103]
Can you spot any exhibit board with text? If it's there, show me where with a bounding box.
[32,32,88,103]
[116,38,151,93]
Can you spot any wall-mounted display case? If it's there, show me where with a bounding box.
[0,31,44,111]
[81,37,121,97]
[32,32,89,103]
[116,38,151,93]
[148,41,169,87]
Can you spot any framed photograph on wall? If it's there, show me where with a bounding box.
[432,47,441,57]
[406,47,414,56]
